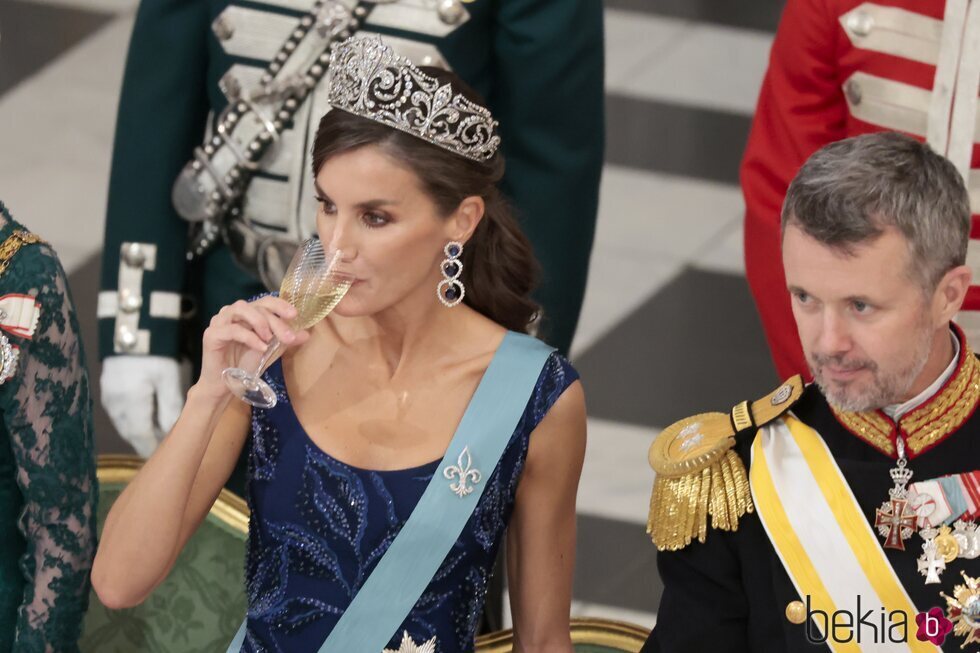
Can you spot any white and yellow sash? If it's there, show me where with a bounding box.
[750,415,939,652]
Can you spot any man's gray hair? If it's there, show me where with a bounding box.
[781,132,971,290]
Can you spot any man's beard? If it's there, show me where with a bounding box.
[810,323,935,413]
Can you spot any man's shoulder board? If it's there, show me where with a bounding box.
[646,375,804,551]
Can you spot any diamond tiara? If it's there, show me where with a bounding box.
[327,36,501,162]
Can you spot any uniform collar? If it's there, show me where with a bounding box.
[828,323,980,459]
[881,330,959,420]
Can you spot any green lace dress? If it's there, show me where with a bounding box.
[0,203,97,652]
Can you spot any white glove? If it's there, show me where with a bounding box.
[101,356,185,458]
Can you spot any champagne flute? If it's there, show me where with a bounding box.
[222,237,353,408]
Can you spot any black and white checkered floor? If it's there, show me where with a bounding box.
[0,0,787,627]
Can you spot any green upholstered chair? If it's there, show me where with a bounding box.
[80,455,248,653]
[476,618,650,652]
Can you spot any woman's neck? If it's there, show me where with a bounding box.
[331,297,485,380]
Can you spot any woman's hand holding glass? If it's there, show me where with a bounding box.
[202,238,353,408]
[196,295,308,403]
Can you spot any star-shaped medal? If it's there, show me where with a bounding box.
[941,571,980,649]
[383,631,437,653]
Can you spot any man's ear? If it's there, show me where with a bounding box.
[934,264,972,324]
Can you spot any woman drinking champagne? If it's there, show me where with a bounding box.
[93,36,586,653]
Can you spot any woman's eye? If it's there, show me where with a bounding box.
[362,212,389,228]
[852,300,870,313]
[795,291,809,304]
[314,196,336,214]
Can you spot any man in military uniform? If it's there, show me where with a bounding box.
[742,0,980,380]
[645,133,980,652]
[97,0,604,458]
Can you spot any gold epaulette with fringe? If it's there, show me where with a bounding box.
[647,375,804,551]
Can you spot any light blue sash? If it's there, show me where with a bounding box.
[227,331,554,652]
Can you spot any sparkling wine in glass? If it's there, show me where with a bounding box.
[222,237,353,408]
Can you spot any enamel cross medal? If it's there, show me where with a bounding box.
[874,435,918,551]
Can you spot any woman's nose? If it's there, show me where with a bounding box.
[323,219,356,262]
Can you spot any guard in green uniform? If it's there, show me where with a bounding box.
[97,0,605,459]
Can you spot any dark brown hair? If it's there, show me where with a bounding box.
[311,68,540,332]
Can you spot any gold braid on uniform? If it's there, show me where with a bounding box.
[0,230,44,278]
[647,376,804,551]
[829,338,980,458]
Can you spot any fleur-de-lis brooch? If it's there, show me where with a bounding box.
[443,446,481,498]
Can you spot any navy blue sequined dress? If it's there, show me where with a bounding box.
[240,350,578,652]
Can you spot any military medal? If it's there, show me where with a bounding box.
[874,436,917,550]
[383,632,436,653]
[909,490,938,524]
[934,524,961,563]
[909,471,980,555]
[0,332,17,385]
[0,294,40,385]
[917,528,946,585]
[953,520,980,559]
[941,571,980,649]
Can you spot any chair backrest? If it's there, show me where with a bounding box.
[475,617,650,652]
[80,455,249,653]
